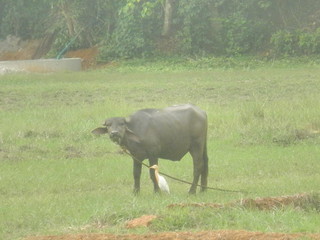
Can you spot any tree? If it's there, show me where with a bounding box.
[162,0,174,37]
[2,0,320,58]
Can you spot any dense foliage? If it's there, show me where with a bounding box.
[1,0,320,59]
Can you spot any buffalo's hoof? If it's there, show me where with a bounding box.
[188,190,196,195]
[133,189,140,195]
[200,187,207,192]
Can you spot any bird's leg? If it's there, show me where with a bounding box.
[148,158,160,193]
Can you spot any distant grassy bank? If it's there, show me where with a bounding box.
[100,56,320,72]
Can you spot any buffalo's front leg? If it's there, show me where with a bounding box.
[148,158,160,193]
[133,160,142,194]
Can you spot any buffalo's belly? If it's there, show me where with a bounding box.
[159,152,187,161]
[158,144,190,161]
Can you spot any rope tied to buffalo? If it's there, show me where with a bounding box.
[121,147,248,194]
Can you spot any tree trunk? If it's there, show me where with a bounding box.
[59,0,76,36]
[162,0,174,37]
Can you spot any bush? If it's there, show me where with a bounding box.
[271,28,320,56]
[99,14,146,61]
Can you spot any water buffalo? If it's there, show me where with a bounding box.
[92,104,208,194]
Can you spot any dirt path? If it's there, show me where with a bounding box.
[25,230,320,240]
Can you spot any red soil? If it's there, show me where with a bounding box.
[24,230,320,240]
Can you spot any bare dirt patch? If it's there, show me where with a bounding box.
[0,36,41,61]
[65,46,98,69]
[0,36,99,72]
[168,193,318,210]
[125,215,157,229]
[24,230,320,240]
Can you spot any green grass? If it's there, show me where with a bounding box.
[1,63,320,239]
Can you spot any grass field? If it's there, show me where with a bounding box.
[1,62,320,239]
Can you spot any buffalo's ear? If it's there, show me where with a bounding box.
[91,127,108,135]
[125,127,141,144]
[124,117,140,143]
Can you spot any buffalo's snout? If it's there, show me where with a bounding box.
[109,130,122,143]
[110,130,119,137]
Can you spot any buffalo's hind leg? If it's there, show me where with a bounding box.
[189,143,204,194]
[200,144,209,192]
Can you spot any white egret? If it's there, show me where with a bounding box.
[150,165,170,194]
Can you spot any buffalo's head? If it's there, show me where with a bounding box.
[92,117,126,144]
[92,117,140,145]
